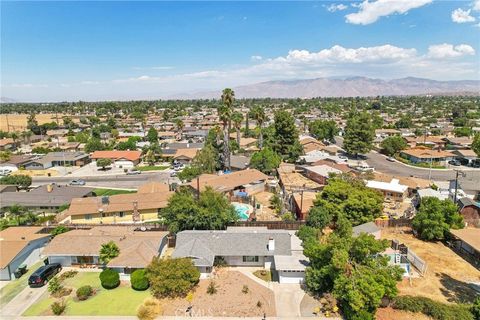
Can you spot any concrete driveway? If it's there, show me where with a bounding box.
[271,283,305,318]
[0,283,47,317]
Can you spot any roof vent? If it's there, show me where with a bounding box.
[102,196,109,204]
[268,237,275,251]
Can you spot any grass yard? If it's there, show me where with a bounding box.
[137,165,169,171]
[253,269,273,282]
[0,261,44,308]
[93,188,136,196]
[23,272,151,316]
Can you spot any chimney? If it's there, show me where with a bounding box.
[47,184,53,193]
[268,237,275,252]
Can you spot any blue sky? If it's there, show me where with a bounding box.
[1,0,479,101]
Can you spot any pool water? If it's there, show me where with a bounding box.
[233,203,250,221]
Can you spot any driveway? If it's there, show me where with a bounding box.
[271,283,305,317]
[0,284,47,317]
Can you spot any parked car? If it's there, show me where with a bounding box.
[448,160,461,166]
[170,171,177,177]
[126,169,141,175]
[0,168,12,176]
[28,263,62,287]
[386,157,395,162]
[69,179,86,186]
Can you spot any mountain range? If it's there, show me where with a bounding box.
[173,77,480,99]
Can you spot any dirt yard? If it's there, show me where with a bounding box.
[159,270,276,317]
[0,114,74,131]
[381,227,480,304]
[376,307,433,320]
[254,191,281,221]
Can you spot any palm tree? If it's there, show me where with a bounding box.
[175,119,184,140]
[231,111,243,148]
[251,105,266,149]
[220,88,235,170]
[99,241,120,264]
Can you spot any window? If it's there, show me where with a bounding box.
[85,214,92,220]
[118,211,124,218]
[101,212,106,218]
[242,256,259,263]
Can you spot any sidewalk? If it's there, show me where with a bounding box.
[0,285,47,318]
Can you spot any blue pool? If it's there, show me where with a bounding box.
[233,203,251,221]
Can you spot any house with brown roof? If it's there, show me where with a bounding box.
[0,138,16,151]
[299,136,325,154]
[43,226,168,277]
[90,150,142,168]
[277,163,322,194]
[400,148,454,164]
[0,227,51,280]
[58,186,174,224]
[292,191,317,220]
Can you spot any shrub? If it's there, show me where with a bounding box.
[131,269,149,291]
[48,277,63,295]
[257,300,263,308]
[137,298,162,320]
[472,297,480,320]
[99,268,120,289]
[76,285,93,301]
[58,270,78,282]
[206,281,217,295]
[392,295,474,320]
[242,285,249,294]
[51,300,66,315]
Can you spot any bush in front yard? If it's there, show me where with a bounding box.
[76,285,93,301]
[99,268,120,289]
[51,300,66,315]
[48,277,63,295]
[392,295,474,320]
[131,269,149,291]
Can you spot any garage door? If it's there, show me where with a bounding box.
[114,160,134,168]
[278,270,305,284]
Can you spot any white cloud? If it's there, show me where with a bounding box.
[451,8,476,23]
[80,80,100,85]
[473,0,480,11]
[427,43,476,58]
[251,55,263,61]
[326,3,348,12]
[132,66,173,70]
[345,0,432,25]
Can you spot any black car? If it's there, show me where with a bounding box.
[28,263,62,287]
[448,160,461,166]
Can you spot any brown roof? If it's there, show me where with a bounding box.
[277,163,322,191]
[311,160,353,173]
[293,191,317,215]
[401,148,454,159]
[299,137,323,146]
[373,172,431,190]
[450,228,480,252]
[173,148,199,160]
[453,149,477,158]
[0,138,14,147]
[189,169,268,192]
[66,191,174,216]
[91,150,142,161]
[0,227,50,269]
[239,137,257,147]
[137,182,170,194]
[43,226,168,268]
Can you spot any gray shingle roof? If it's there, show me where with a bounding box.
[352,222,381,237]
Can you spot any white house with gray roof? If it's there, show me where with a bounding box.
[172,227,308,284]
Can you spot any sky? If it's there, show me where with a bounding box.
[1,0,479,102]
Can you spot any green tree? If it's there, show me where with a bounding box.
[380,136,407,156]
[85,138,105,153]
[395,114,413,129]
[454,127,473,137]
[146,257,200,298]
[273,110,302,162]
[307,206,333,230]
[249,147,281,175]
[96,158,112,171]
[250,105,266,148]
[51,226,68,237]
[146,127,158,144]
[0,174,32,188]
[160,187,238,232]
[412,197,464,241]
[231,111,243,147]
[343,112,375,157]
[0,151,11,162]
[308,120,339,143]
[473,133,480,157]
[99,241,120,264]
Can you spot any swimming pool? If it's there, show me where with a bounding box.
[232,202,251,221]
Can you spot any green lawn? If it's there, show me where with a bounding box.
[137,165,169,171]
[23,272,151,316]
[0,261,44,308]
[253,269,272,282]
[93,188,136,196]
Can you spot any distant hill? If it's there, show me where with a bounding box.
[0,97,18,103]
[172,77,480,99]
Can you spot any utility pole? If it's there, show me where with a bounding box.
[453,169,466,203]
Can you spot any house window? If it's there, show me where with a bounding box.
[118,211,124,218]
[101,212,106,218]
[243,256,259,263]
[85,214,92,220]
[74,256,95,264]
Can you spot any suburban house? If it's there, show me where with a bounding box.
[230,155,251,171]
[452,149,478,165]
[43,226,169,277]
[302,164,343,186]
[366,179,409,202]
[292,191,317,220]
[277,163,322,194]
[90,150,142,168]
[58,187,174,224]
[189,169,268,197]
[24,152,91,170]
[0,227,51,281]
[0,138,16,151]
[173,227,308,283]
[0,184,94,213]
[0,154,35,169]
[449,228,480,265]
[457,197,480,227]
[400,148,454,164]
[299,136,325,154]
[353,222,381,239]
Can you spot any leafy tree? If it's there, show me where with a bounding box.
[192,145,217,174]
[307,206,333,230]
[161,187,238,232]
[0,151,11,162]
[51,226,68,237]
[0,174,32,188]
[454,127,473,137]
[250,147,281,175]
[395,114,413,129]
[412,197,464,241]
[380,135,407,156]
[146,257,200,298]
[177,166,202,182]
[146,127,158,144]
[473,133,480,157]
[99,241,120,264]
[96,158,112,170]
[273,110,302,162]
[343,112,375,157]
[308,120,339,142]
[85,138,105,153]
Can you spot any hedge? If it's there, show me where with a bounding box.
[99,268,120,289]
[392,295,474,320]
[131,269,149,291]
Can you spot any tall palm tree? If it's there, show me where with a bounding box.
[175,119,184,140]
[231,111,243,148]
[220,88,235,170]
[251,105,266,149]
